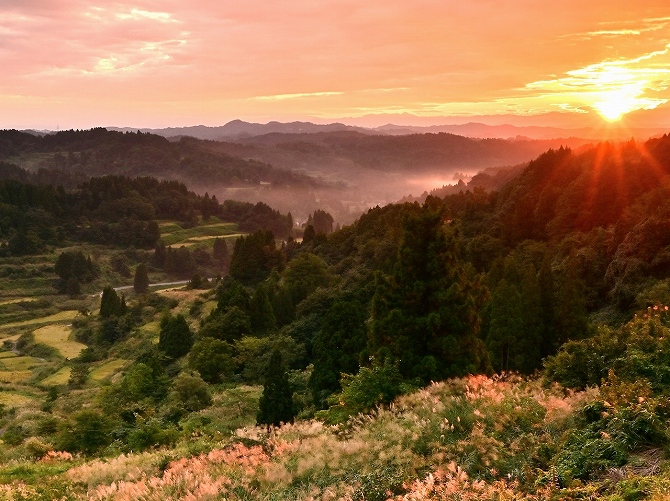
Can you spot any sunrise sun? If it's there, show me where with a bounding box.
[592,85,643,121]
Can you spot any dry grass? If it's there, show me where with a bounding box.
[0,298,37,306]
[0,370,33,383]
[33,325,86,359]
[0,391,37,408]
[0,355,44,371]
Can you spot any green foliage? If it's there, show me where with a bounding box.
[370,201,489,383]
[553,373,670,481]
[319,359,406,424]
[543,314,670,392]
[67,363,89,388]
[234,334,305,384]
[158,313,194,359]
[310,299,368,408]
[99,286,127,318]
[249,283,276,333]
[230,229,283,284]
[283,252,331,306]
[133,263,149,293]
[212,237,230,272]
[200,306,251,342]
[56,409,114,454]
[54,251,97,292]
[257,350,295,426]
[306,209,334,235]
[188,337,234,383]
[168,371,212,413]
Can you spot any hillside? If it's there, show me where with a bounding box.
[1,128,594,225]
[0,128,323,191]
[1,134,670,499]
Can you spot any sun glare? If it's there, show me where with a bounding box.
[593,85,643,121]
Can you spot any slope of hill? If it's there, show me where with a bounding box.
[2,134,670,498]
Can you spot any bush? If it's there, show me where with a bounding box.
[168,372,212,413]
[318,359,406,424]
[24,437,53,459]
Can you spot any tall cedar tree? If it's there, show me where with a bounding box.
[230,230,282,284]
[158,314,194,359]
[370,201,489,383]
[212,237,230,272]
[99,286,126,318]
[133,263,149,293]
[257,350,295,427]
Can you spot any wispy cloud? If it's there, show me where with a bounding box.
[524,44,670,119]
[253,91,344,101]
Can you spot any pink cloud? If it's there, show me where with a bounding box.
[2,0,670,128]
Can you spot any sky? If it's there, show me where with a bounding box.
[2,1,670,130]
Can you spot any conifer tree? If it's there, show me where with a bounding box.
[250,283,276,333]
[212,237,230,272]
[257,350,295,427]
[370,201,489,383]
[99,286,121,318]
[487,279,523,372]
[133,263,149,293]
[158,314,193,359]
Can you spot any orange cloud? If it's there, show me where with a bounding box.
[2,0,670,129]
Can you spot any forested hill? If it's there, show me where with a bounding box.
[0,173,293,255]
[283,133,670,390]
[0,128,322,190]
[207,130,591,174]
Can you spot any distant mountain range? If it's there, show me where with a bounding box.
[104,119,669,141]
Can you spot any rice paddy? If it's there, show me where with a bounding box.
[33,325,86,360]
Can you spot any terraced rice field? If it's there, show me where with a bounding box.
[0,391,38,409]
[32,325,86,360]
[0,310,80,333]
[160,221,239,246]
[90,359,129,381]
[40,367,71,386]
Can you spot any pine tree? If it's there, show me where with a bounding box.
[487,280,523,372]
[370,202,489,383]
[250,283,276,334]
[158,314,194,359]
[99,286,121,318]
[213,237,230,272]
[133,263,149,293]
[257,350,295,427]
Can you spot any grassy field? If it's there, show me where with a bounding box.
[90,359,129,381]
[0,390,38,409]
[159,220,239,246]
[0,310,80,334]
[40,367,71,386]
[33,325,86,360]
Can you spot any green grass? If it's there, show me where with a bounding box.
[40,367,72,386]
[160,222,239,246]
[90,359,129,381]
[0,310,80,333]
[0,355,45,371]
[32,325,86,360]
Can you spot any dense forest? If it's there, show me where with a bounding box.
[0,128,593,225]
[0,170,293,257]
[0,128,322,191]
[2,132,670,499]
